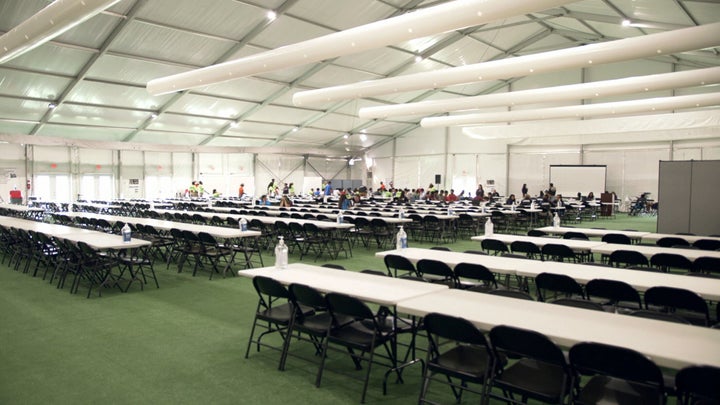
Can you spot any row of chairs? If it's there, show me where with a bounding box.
[244,270,719,405]
[0,223,158,297]
[246,275,413,403]
[385,252,716,326]
[420,311,719,405]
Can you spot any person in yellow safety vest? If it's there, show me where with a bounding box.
[288,183,295,196]
[189,181,198,197]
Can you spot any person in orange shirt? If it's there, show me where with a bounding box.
[445,189,459,202]
[238,183,245,198]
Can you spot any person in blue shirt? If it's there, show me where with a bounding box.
[324,181,332,196]
[259,195,272,206]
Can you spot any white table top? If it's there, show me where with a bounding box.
[376,247,720,301]
[641,233,720,244]
[155,209,356,231]
[62,212,261,239]
[0,216,150,249]
[536,226,650,241]
[591,243,720,261]
[0,203,44,212]
[238,263,448,306]
[471,234,606,251]
[397,289,720,370]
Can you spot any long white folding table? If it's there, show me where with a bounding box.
[397,289,720,370]
[536,226,650,243]
[641,233,720,245]
[591,243,720,261]
[375,248,720,301]
[471,234,606,253]
[1,216,152,292]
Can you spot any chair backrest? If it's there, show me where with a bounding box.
[527,229,547,237]
[563,231,589,240]
[289,283,326,310]
[656,236,691,248]
[481,238,509,255]
[675,365,720,405]
[510,240,541,255]
[383,254,416,277]
[650,253,694,272]
[252,275,290,305]
[423,312,490,347]
[454,262,497,287]
[608,250,649,267]
[429,246,451,251]
[325,292,375,322]
[541,243,576,262]
[490,325,568,367]
[585,278,642,308]
[692,239,720,251]
[416,259,456,286]
[360,269,389,277]
[601,233,631,245]
[692,256,720,276]
[535,272,585,301]
[643,286,710,325]
[569,342,664,393]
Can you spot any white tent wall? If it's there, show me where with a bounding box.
[144,151,174,200]
[31,145,72,202]
[77,148,114,201]
[119,150,144,200]
[0,143,26,204]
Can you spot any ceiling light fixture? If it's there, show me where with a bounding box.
[359,66,720,118]
[622,19,632,27]
[420,92,720,127]
[146,0,574,96]
[266,10,277,21]
[0,0,122,64]
[150,113,158,120]
[294,22,720,105]
[47,102,57,109]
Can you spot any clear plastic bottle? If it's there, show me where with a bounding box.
[122,223,132,243]
[274,236,288,269]
[396,226,408,250]
[337,210,344,224]
[553,212,561,228]
[484,217,494,236]
[239,217,248,232]
[399,207,405,219]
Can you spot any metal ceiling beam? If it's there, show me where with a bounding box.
[29,0,149,136]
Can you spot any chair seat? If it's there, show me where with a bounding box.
[328,321,390,350]
[578,375,663,405]
[493,359,568,403]
[430,345,491,382]
[256,303,296,324]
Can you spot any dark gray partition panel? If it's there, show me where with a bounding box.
[658,160,720,235]
[689,160,720,236]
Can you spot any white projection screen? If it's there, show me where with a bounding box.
[549,165,607,198]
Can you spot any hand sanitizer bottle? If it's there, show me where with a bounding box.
[485,217,494,236]
[337,210,343,224]
[553,212,561,228]
[396,226,408,250]
[122,223,132,243]
[399,207,404,219]
[274,236,288,269]
[239,217,248,232]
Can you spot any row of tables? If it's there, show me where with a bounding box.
[238,262,720,371]
[472,232,720,262]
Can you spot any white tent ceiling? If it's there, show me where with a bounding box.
[0,0,718,157]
